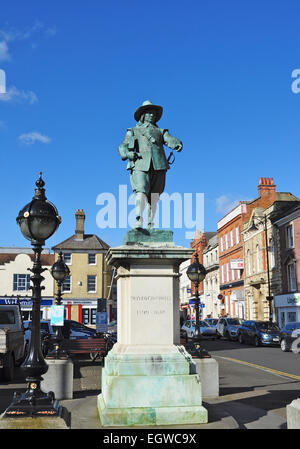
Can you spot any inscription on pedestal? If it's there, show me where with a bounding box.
[129,294,173,344]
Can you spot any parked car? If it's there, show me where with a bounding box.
[216,317,242,340]
[181,319,216,339]
[62,320,97,339]
[23,320,55,356]
[0,304,26,381]
[238,320,281,346]
[204,318,218,329]
[279,322,300,352]
[24,319,98,356]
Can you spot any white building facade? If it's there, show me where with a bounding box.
[203,234,220,318]
[0,247,54,320]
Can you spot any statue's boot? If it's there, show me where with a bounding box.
[134,192,146,229]
[146,193,159,230]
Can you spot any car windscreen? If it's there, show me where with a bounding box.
[0,311,15,324]
[227,319,240,325]
[200,321,210,327]
[256,322,280,331]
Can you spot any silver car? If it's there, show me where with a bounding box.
[216,317,243,340]
[181,319,217,339]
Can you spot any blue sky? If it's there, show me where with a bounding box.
[0,0,300,250]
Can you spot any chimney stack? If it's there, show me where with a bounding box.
[257,177,276,203]
[75,209,85,240]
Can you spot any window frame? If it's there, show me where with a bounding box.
[287,262,297,292]
[87,274,97,293]
[88,253,97,265]
[62,275,72,293]
[286,224,294,249]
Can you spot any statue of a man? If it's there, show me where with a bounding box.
[118,100,183,230]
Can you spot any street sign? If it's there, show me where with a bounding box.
[96,311,108,333]
[187,288,191,293]
[50,305,64,326]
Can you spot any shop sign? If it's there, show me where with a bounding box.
[50,305,64,326]
[274,293,300,307]
[230,259,244,270]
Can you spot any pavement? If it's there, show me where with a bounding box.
[0,354,296,431]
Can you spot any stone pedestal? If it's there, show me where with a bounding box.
[287,398,300,429]
[193,358,219,398]
[97,233,208,426]
[41,359,74,400]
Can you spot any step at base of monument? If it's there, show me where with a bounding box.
[97,394,208,427]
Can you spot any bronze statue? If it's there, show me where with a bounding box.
[118,100,183,230]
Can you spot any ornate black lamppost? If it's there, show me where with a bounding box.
[187,252,207,339]
[47,252,70,359]
[4,173,61,418]
[248,215,274,322]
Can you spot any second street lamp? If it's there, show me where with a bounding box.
[186,252,207,340]
[47,252,70,359]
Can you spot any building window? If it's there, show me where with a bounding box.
[236,227,240,244]
[288,311,297,322]
[220,237,224,252]
[88,253,96,265]
[225,234,228,250]
[87,275,97,292]
[286,224,294,248]
[221,265,224,283]
[287,263,297,292]
[247,250,251,275]
[63,253,72,265]
[13,274,30,291]
[215,250,218,262]
[230,230,234,247]
[62,275,71,292]
[82,308,90,325]
[269,238,275,269]
[226,263,230,282]
[91,309,97,325]
[256,245,260,272]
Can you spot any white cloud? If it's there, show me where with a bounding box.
[0,86,38,104]
[18,132,51,145]
[0,41,10,61]
[216,195,240,215]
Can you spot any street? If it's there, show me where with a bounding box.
[1,341,300,429]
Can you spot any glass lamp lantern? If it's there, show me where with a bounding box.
[16,173,61,245]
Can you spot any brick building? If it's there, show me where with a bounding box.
[242,179,299,321]
[218,203,247,318]
[272,202,300,327]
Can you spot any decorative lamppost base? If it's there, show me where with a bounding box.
[2,380,60,418]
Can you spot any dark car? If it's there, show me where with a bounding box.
[238,320,280,346]
[279,322,300,352]
[61,320,97,339]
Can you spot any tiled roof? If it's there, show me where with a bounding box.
[52,234,110,251]
[0,253,54,266]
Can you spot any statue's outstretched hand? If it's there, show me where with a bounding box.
[175,144,183,152]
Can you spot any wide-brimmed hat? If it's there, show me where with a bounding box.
[134,100,163,122]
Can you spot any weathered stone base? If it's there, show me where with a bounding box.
[98,394,208,427]
[97,345,208,426]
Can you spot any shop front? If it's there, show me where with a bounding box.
[0,296,54,320]
[274,293,300,328]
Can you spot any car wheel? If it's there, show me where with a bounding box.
[254,336,260,347]
[280,339,289,352]
[238,333,244,344]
